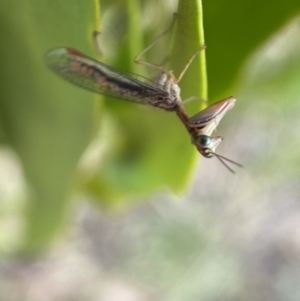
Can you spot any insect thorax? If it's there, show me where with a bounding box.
[152,72,181,111]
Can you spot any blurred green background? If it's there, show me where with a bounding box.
[1,0,300,300]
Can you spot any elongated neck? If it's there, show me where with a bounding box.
[174,103,199,140]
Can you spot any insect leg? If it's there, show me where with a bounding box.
[134,13,177,73]
[182,95,207,105]
[173,45,206,84]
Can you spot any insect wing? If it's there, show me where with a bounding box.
[45,48,169,105]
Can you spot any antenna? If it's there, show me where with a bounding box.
[214,153,243,174]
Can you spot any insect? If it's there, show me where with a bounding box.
[45,18,242,172]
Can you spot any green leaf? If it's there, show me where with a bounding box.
[2,0,300,251]
[202,0,300,100]
[83,0,207,208]
[0,0,100,251]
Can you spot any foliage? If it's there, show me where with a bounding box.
[0,0,300,251]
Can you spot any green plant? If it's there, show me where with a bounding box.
[0,0,300,252]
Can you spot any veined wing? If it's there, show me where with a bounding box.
[45,48,170,106]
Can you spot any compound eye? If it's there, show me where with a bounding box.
[196,135,211,147]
